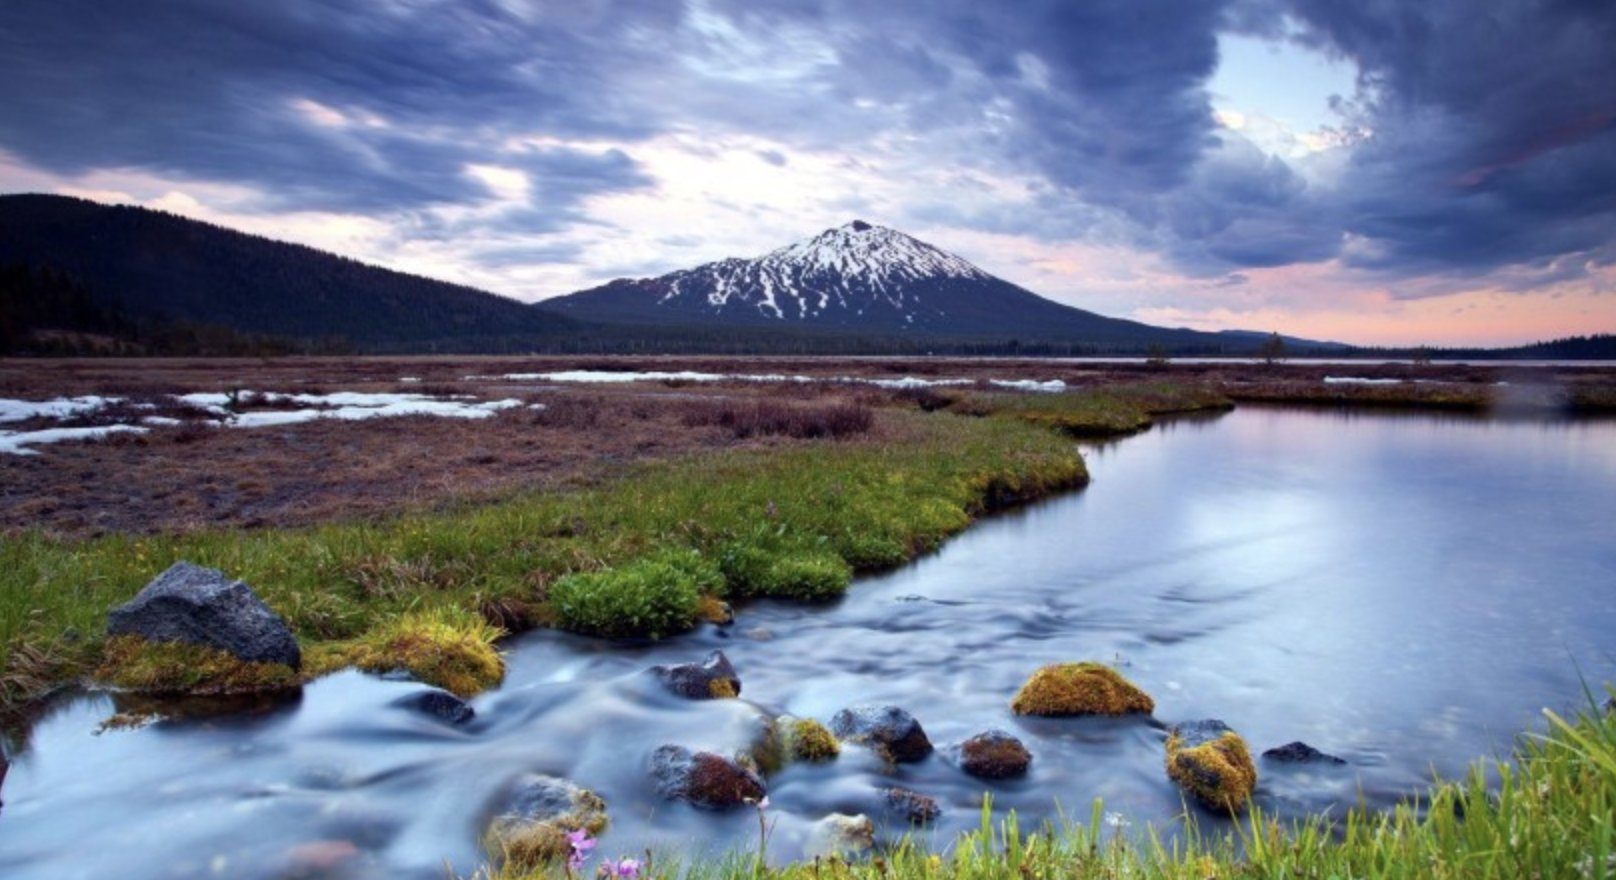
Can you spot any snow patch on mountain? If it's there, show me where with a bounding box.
[653,221,992,321]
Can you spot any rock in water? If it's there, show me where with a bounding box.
[882,787,941,824]
[649,745,766,809]
[805,813,874,858]
[1165,719,1257,813]
[486,774,608,870]
[959,730,1032,779]
[107,562,301,669]
[395,689,475,725]
[652,650,741,699]
[1261,741,1346,765]
[1010,662,1153,716]
[830,705,933,762]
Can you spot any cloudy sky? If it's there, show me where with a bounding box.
[2,0,1613,346]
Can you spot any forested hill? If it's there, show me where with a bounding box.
[0,194,577,352]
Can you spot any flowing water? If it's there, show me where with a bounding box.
[3,406,1615,879]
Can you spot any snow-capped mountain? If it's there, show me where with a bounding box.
[545,221,1221,345]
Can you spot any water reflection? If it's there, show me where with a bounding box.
[2,408,1614,879]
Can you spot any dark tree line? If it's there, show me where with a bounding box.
[0,262,324,356]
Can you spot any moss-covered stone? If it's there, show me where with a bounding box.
[883,787,941,824]
[783,716,840,762]
[652,650,741,700]
[1165,719,1257,813]
[695,595,735,625]
[650,745,766,810]
[93,634,301,696]
[484,774,608,872]
[1010,662,1154,716]
[303,607,504,698]
[959,729,1031,779]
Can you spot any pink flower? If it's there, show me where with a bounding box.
[566,829,596,871]
[607,858,642,879]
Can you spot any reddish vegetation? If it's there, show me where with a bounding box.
[3,355,1610,539]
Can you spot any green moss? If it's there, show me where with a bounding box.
[784,717,841,762]
[94,634,301,695]
[1009,662,1154,717]
[1166,729,1258,813]
[304,607,504,697]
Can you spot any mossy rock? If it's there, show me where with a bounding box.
[959,729,1031,779]
[882,786,940,824]
[304,608,504,698]
[1010,662,1154,716]
[652,650,741,700]
[94,635,302,696]
[695,595,735,625]
[782,716,840,762]
[650,745,766,810]
[485,774,608,872]
[1165,720,1257,813]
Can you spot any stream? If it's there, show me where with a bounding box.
[2,405,1614,879]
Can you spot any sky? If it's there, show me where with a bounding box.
[1,0,1613,347]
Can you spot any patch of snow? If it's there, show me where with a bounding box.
[0,425,147,456]
[141,416,184,427]
[227,397,521,428]
[491,371,1066,393]
[865,376,971,390]
[991,379,1067,392]
[176,392,234,415]
[1322,377,1404,385]
[0,396,120,423]
[399,377,422,383]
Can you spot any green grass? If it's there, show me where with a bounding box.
[975,381,1232,436]
[1,408,1089,706]
[473,697,1616,880]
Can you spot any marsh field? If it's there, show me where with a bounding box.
[2,355,1616,880]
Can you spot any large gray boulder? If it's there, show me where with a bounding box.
[107,562,301,669]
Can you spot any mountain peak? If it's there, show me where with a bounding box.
[848,219,873,232]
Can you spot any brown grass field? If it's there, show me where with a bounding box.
[3,355,1612,539]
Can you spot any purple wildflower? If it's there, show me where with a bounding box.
[566,829,596,872]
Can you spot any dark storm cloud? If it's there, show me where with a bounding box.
[709,0,1226,208]
[0,0,664,214]
[1225,0,1616,287]
[0,0,1611,289]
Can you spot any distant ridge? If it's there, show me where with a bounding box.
[545,220,1285,350]
[0,193,577,352]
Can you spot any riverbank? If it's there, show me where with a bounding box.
[1,377,1237,711]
